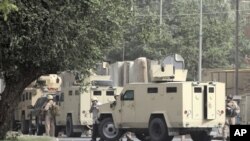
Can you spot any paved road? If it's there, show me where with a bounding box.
[57,136,223,141]
[57,129,224,141]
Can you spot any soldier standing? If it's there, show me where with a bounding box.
[89,97,103,141]
[222,95,240,141]
[44,94,56,137]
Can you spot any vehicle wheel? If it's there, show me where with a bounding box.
[28,120,34,135]
[35,117,44,136]
[74,132,82,137]
[191,131,212,141]
[11,113,18,131]
[149,118,174,141]
[66,115,74,137]
[66,115,81,137]
[98,118,124,141]
[55,125,59,137]
[54,118,59,137]
[21,114,29,134]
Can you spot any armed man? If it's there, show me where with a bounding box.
[89,97,103,141]
[43,94,56,137]
[223,95,240,141]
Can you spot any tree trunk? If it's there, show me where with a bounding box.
[0,70,43,139]
[0,84,22,139]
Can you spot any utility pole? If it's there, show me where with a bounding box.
[159,0,163,37]
[123,43,125,61]
[235,0,239,95]
[198,0,203,82]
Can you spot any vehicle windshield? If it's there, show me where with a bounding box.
[34,97,47,108]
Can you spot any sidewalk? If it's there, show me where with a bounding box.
[17,135,56,141]
[3,131,57,141]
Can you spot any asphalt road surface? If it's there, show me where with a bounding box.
[57,128,224,141]
[57,136,223,141]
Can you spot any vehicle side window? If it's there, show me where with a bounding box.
[34,98,46,108]
[194,87,202,93]
[34,99,40,108]
[26,92,29,100]
[22,94,25,101]
[69,90,73,96]
[166,87,177,93]
[147,87,158,94]
[75,90,80,95]
[29,92,32,100]
[60,92,64,101]
[122,90,134,101]
[209,87,214,93]
[93,91,101,96]
[106,91,114,96]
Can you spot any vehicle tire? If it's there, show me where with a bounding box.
[21,114,29,134]
[191,131,212,141]
[35,117,44,136]
[73,132,82,137]
[98,117,124,141]
[11,113,18,131]
[66,115,81,137]
[12,120,18,131]
[149,118,174,141]
[28,120,34,135]
[55,125,59,137]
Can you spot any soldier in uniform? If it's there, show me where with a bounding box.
[223,95,240,141]
[89,97,103,141]
[43,94,56,137]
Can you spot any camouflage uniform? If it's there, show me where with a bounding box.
[222,98,240,141]
[44,99,56,137]
[89,97,102,141]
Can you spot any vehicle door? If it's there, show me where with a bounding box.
[120,90,136,127]
[205,86,216,120]
[192,86,203,119]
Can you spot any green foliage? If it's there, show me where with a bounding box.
[166,0,235,77]
[0,0,18,21]
[0,0,132,83]
[0,1,132,138]
[107,0,250,79]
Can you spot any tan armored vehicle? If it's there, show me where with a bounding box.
[54,72,122,137]
[14,74,61,134]
[98,55,226,141]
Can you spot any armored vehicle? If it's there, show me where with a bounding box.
[14,74,61,134]
[52,72,122,137]
[97,55,226,141]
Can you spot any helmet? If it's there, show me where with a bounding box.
[91,97,98,102]
[47,95,53,100]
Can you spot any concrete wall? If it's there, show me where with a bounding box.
[203,69,250,95]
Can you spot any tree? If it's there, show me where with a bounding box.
[107,0,171,61]
[107,0,245,80]
[0,0,132,138]
[0,0,18,21]
[164,0,235,79]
